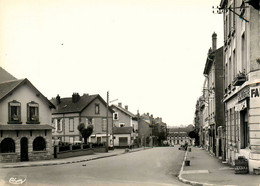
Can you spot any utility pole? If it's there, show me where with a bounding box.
[106,91,109,152]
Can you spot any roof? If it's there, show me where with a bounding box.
[51,94,114,114]
[203,47,223,75]
[111,104,136,118]
[0,67,17,83]
[113,127,133,134]
[0,79,55,108]
[0,124,53,130]
[168,132,188,137]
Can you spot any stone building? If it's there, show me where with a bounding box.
[202,33,224,158]
[220,0,260,173]
[0,68,55,162]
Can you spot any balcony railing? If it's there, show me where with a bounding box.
[232,72,246,86]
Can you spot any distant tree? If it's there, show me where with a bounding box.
[77,123,93,144]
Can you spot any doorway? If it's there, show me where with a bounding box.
[20,137,28,161]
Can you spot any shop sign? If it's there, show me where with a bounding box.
[250,86,260,108]
[250,86,260,99]
[238,87,250,102]
[235,100,247,111]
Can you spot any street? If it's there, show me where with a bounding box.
[0,147,188,186]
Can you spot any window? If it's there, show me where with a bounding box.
[102,118,107,132]
[52,119,55,133]
[233,49,236,79]
[95,104,100,114]
[241,33,247,73]
[0,138,15,153]
[8,100,21,123]
[57,119,63,132]
[69,118,74,132]
[113,112,118,120]
[27,101,39,124]
[33,137,46,151]
[119,123,125,127]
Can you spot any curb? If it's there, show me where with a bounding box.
[0,147,149,169]
[177,148,237,186]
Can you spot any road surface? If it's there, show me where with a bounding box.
[0,147,188,186]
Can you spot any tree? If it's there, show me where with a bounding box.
[77,123,93,144]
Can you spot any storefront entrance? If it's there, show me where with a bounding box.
[20,137,28,161]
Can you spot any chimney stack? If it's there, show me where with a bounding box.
[118,102,122,107]
[56,94,61,105]
[125,105,128,110]
[72,93,80,103]
[212,32,217,51]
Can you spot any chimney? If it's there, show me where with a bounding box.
[56,94,61,105]
[125,105,128,110]
[212,32,217,51]
[118,102,122,107]
[72,93,80,103]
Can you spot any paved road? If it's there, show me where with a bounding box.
[0,147,188,186]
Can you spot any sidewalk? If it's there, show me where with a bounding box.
[0,147,149,169]
[178,146,260,186]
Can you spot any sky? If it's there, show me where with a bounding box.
[0,0,223,127]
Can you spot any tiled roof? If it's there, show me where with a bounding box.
[111,104,136,118]
[113,127,133,134]
[0,67,17,83]
[0,79,24,101]
[0,79,55,108]
[51,94,98,114]
[0,124,53,130]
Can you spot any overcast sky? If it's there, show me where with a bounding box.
[0,0,223,126]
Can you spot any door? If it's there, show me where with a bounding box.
[119,137,128,147]
[20,137,28,161]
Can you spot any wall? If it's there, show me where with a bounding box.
[81,97,113,135]
[0,82,52,125]
[113,134,131,146]
[0,130,52,162]
[112,107,131,127]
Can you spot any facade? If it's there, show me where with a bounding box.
[137,113,153,147]
[111,103,138,148]
[0,71,55,162]
[51,93,114,147]
[202,33,224,157]
[152,117,167,146]
[167,126,194,146]
[220,0,260,173]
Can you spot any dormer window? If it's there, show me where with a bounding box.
[8,100,22,124]
[27,101,39,124]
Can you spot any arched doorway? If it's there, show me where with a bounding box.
[20,137,28,161]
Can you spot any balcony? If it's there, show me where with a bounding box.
[232,72,246,86]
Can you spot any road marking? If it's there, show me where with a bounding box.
[181,170,209,174]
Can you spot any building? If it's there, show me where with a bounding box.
[0,68,55,162]
[167,125,194,146]
[137,113,153,147]
[152,117,167,146]
[51,93,114,147]
[219,0,260,173]
[111,103,138,148]
[202,33,224,158]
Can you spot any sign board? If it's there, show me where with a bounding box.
[238,87,250,102]
[235,100,247,111]
[250,86,260,108]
